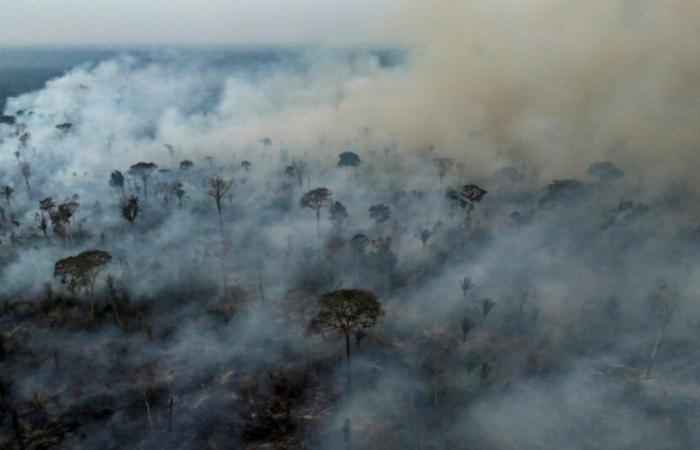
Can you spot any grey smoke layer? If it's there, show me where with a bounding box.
[1,2,700,448]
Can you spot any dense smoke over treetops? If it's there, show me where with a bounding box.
[1,1,700,449]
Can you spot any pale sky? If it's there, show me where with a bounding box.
[0,0,401,46]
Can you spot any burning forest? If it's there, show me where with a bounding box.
[2,1,700,449]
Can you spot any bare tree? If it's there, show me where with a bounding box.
[300,187,331,237]
[291,159,307,188]
[645,278,680,379]
[208,176,234,235]
[433,157,454,184]
[2,185,14,211]
[19,161,32,201]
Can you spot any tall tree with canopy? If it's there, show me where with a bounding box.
[128,162,158,206]
[300,187,331,238]
[309,289,383,392]
[54,250,112,321]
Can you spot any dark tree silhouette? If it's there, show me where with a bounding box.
[329,201,349,228]
[2,185,14,211]
[338,151,361,168]
[128,162,158,205]
[417,227,434,249]
[447,184,487,218]
[461,317,475,341]
[54,249,112,321]
[40,197,79,241]
[588,161,624,182]
[120,195,141,225]
[241,161,252,171]
[172,182,186,207]
[208,177,234,235]
[291,159,307,188]
[460,277,473,300]
[109,170,125,198]
[369,203,391,224]
[433,157,454,184]
[179,160,194,170]
[55,122,73,133]
[300,187,331,237]
[19,161,32,201]
[309,289,383,391]
[481,298,496,317]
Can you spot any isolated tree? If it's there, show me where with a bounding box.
[54,249,112,321]
[329,201,349,228]
[128,162,158,205]
[109,170,125,198]
[338,151,361,168]
[120,195,141,225]
[171,182,186,207]
[416,227,434,249]
[481,298,496,317]
[460,277,472,300]
[447,184,488,218]
[645,278,680,379]
[55,122,73,133]
[300,187,332,237]
[241,161,252,171]
[369,203,391,224]
[19,161,32,201]
[309,289,383,391]
[291,159,307,188]
[433,157,454,184]
[2,185,14,211]
[208,176,234,234]
[461,317,474,342]
[179,160,194,170]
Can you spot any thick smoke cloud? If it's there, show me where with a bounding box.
[1,1,700,449]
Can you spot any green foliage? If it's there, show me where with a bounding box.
[53,249,112,296]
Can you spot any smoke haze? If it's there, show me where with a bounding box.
[1,1,700,449]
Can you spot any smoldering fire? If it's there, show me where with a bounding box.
[2,1,700,449]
